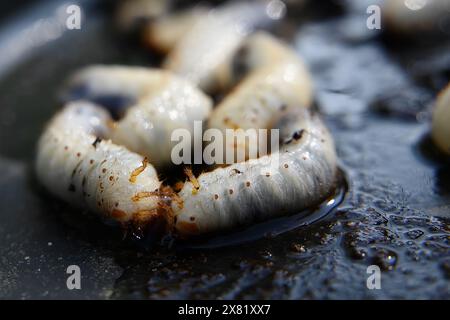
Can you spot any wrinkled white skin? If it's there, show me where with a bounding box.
[383,0,450,33]
[35,102,162,225]
[39,29,337,237]
[209,32,313,161]
[163,1,273,93]
[432,84,450,155]
[174,109,337,236]
[65,66,213,168]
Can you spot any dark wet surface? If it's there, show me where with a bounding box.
[0,1,449,299]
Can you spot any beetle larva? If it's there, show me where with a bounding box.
[432,83,450,155]
[63,65,213,168]
[162,1,273,93]
[35,101,169,230]
[173,108,338,236]
[383,0,450,35]
[143,6,210,54]
[209,32,313,160]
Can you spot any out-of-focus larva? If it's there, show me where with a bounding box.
[35,101,168,231]
[143,6,209,54]
[173,109,338,236]
[163,1,274,93]
[382,0,450,35]
[63,65,213,168]
[209,32,313,160]
[116,0,170,32]
[432,83,450,155]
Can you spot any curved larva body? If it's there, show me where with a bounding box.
[383,0,450,34]
[143,6,209,54]
[163,2,272,93]
[64,66,213,168]
[173,110,337,236]
[432,84,450,155]
[210,37,313,129]
[35,102,164,226]
[209,33,313,160]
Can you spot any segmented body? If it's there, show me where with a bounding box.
[37,7,339,237]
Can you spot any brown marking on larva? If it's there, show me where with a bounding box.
[214,194,219,200]
[129,157,148,183]
[174,181,184,192]
[82,176,87,187]
[223,118,240,129]
[90,159,94,164]
[284,164,289,168]
[293,129,305,140]
[230,168,242,176]
[229,189,234,195]
[71,160,83,178]
[68,184,76,192]
[302,156,307,160]
[102,168,107,173]
[101,159,107,165]
[76,152,81,157]
[184,167,200,194]
[265,172,271,177]
[111,209,127,220]
[189,216,195,221]
[109,176,114,182]
[131,191,158,202]
[64,146,69,151]
[92,137,102,148]
[115,202,119,207]
[246,181,251,187]
[177,221,199,235]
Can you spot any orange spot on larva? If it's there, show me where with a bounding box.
[184,167,200,194]
[129,157,148,183]
[177,221,199,235]
[131,191,158,202]
[111,209,127,220]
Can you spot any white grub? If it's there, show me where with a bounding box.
[163,1,274,93]
[383,0,450,34]
[432,83,450,155]
[174,109,338,236]
[208,32,313,161]
[143,6,210,54]
[64,65,213,168]
[35,101,165,227]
